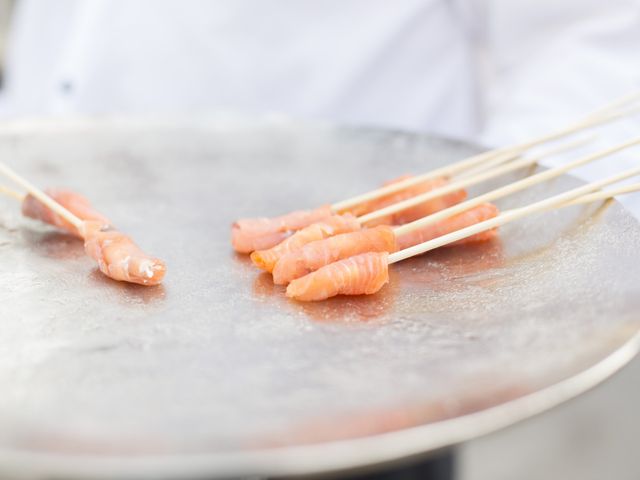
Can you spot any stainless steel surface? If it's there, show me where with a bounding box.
[0,117,639,479]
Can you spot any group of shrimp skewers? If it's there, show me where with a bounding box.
[233,93,640,301]
[0,164,166,286]
[1,94,639,294]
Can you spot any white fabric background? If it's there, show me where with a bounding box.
[0,0,478,138]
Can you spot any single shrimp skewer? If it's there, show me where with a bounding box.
[288,167,640,301]
[0,163,166,286]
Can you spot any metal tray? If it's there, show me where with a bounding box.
[0,117,639,479]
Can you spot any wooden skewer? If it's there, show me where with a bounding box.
[392,136,640,237]
[330,93,640,212]
[360,135,607,225]
[453,150,523,180]
[564,182,640,206]
[388,166,640,264]
[0,162,83,230]
[0,184,25,202]
[455,135,595,181]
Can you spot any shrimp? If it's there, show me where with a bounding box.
[286,252,389,301]
[232,205,333,253]
[273,226,396,285]
[80,221,166,286]
[250,213,361,272]
[396,203,499,250]
[391,177,468,226]
[350,175,467,226]
[22,188,111,237]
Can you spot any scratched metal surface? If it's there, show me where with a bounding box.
[0,117,639,479]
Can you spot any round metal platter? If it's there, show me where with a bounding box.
[0,117,639,479]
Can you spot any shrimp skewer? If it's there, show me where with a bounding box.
[0,163,166,286]
[288,167,640,301]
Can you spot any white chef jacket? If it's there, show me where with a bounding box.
[0,0,479,139]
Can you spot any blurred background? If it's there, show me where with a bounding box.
[0,1,638,478]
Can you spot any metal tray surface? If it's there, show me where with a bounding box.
[0,117,639,479]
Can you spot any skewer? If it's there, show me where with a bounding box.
[0,162,83,231]
[331,93,640,212]
[564,182,640,206]
[361,135,635,225]
[0,184,25,202]
[454,136,594,180]
[392,136,640,236]
[388,166,640,264]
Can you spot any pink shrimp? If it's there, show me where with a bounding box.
[232,205,334,254]
[273,226,397,285]
[80,221,166,286]
[352,176,467,226]
[250,213,361,272]
[286,252,390,301]
[396,203,500,250]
